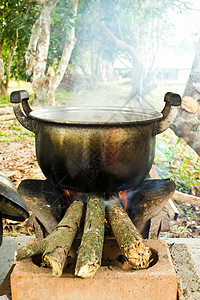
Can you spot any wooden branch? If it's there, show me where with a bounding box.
[107,198,152,269]
[75,195,105,278]
[148,212,162,239]
[165,199,179,220]
[172,191,200,207]
[95,20,141,64]
[15,199,84,277]
[15,239,45,261]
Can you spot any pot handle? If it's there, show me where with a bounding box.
[154,92,181,135]
[10,90,37,133]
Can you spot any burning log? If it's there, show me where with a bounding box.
[75,195,105,278]
[107,198,152,269]
[15,198,84,277]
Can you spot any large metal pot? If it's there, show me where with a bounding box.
[10,91,181,192]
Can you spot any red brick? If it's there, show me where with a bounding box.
[11,240,177,300]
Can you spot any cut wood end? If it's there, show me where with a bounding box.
[75,262,100,278]
[14,250,18,261]
[123,242,152,269]
[44,255,63,277]
[43,247,67,277]
[75,253,100,278]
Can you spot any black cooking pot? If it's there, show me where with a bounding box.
[10,91,181,192]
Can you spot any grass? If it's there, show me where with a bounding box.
[0,96,10,105]
[155,129,200,194]
[0,124,35,143]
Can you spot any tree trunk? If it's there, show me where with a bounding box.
[131,58,143,103]
[30,0,78,105]
[95,21,144,102]
[5,34,18,90]
[48,0,78,104]
[25,17,40,76]
[0,41,8,98]
[31,0,59,104]
[171,39,200,155]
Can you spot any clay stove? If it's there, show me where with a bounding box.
[10,178,178,300]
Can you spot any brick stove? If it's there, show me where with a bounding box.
[11,239,177,300]
[10,177,178,300]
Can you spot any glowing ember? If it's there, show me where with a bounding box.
[104,218,110,228]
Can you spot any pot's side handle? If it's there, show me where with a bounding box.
[154,92,181,135]
[10,90,37,133]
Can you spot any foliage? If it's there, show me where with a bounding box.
[155,129,200,194]
[47,0,77,69]
[0,0,41,81]
[0,95,10,104]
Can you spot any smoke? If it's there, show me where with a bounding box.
[53,0,200,112]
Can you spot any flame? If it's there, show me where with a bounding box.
[64,190,71,198]
[118,190,129,212]
[63,189,72,207]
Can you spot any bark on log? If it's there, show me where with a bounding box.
[15,199,84,277]
[75,195,105,278]
[107,198,152,269]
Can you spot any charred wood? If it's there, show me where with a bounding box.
[128,179,176,237]
[18,179,66,237]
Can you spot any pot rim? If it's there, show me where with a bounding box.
[29,106,163,126]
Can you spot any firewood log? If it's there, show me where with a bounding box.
[15,198,84,277]
[107,198,152,269]
[75,195,105,278]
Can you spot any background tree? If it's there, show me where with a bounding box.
[171,38,200,156]
[0,0,41,97]
[26,0,78,105]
